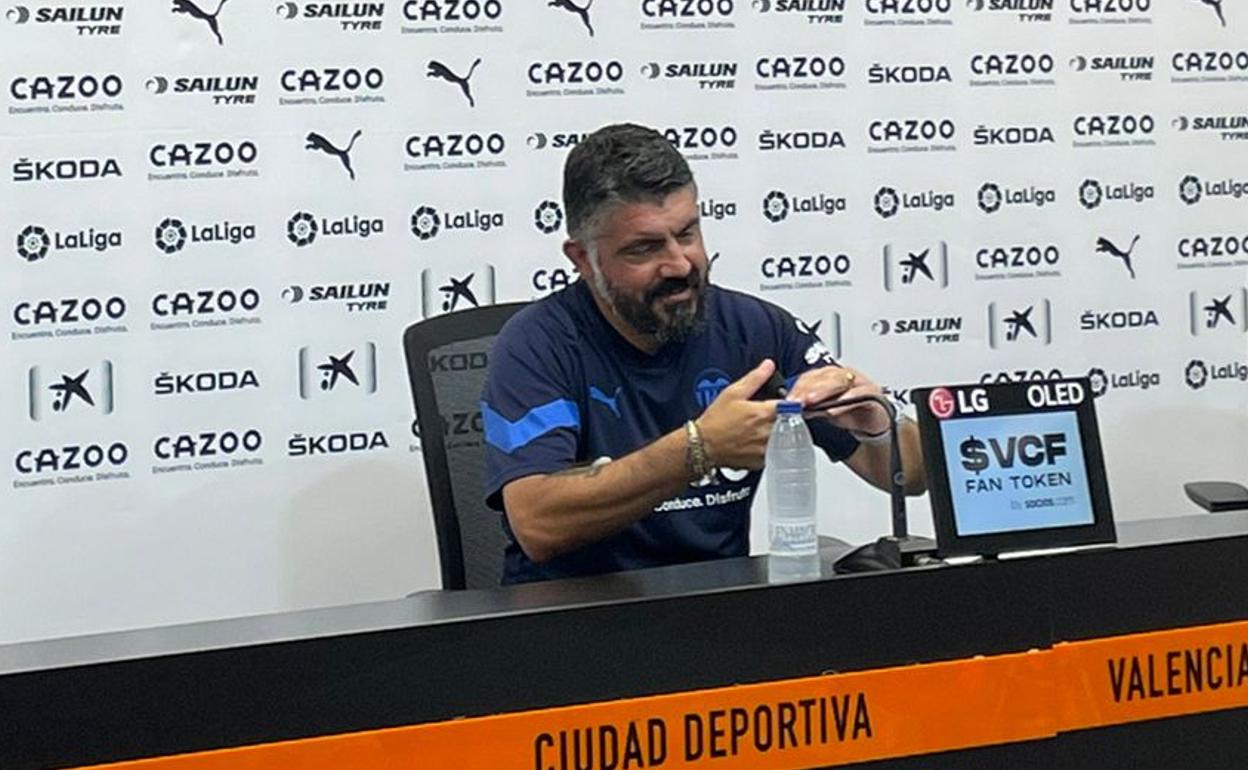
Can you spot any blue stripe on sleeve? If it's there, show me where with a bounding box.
[481,399,580,454]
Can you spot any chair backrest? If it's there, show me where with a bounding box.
[403,302,529,590]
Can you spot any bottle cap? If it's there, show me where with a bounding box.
[777,400,802,414]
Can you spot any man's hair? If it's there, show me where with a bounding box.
[562,123,695,241]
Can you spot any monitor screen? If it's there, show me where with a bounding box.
[939,411,1094,536]
[913,379,1115,557]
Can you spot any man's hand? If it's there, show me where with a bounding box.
[697,359,782,470]
[786,366,890,437]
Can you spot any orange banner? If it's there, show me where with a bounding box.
[1056,619,1248,731]
[74,620,1248,770]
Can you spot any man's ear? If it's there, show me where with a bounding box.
[563,238,591,279]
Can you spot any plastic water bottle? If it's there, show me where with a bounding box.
[767,400,820,582]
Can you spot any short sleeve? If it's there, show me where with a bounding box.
[774,309,860,462]
[481,316,582,510]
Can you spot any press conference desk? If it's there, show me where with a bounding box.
[4,513,1248,770]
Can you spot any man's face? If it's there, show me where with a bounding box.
[581,186,710,343]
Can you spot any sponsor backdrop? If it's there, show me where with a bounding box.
[2,0,1247,642]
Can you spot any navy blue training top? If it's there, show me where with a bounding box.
[481,279,859,583]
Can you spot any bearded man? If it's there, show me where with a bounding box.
[481,123,925,583]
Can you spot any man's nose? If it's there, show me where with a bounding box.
[656,238,693,276]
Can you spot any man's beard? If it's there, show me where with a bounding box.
[601,268,708,345]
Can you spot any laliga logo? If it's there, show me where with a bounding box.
[873,186,900,218]
[1078,179,1103,209]
[763,190,789,222]
[276,1,298,17]
[533,200,562,234]
[977,182,1002,213]
[411,205,440,240]
[145,76,169,94]
[154,217,187,254]
[1185,359,1208,389]
[7,4,30,22]
[287,211,317,246]
[1180,174,1202,205]
[641,62,661,79]
[17,225,50,262]
[282,285,305,303]
[928,387,956,419]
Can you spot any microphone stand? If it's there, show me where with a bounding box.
[799,393,936,571]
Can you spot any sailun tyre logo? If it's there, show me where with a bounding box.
[411,205,441,240]
[763,190,789,222]
[1185,359,1208,389]
[977,182,1002,213]
[154,218,188,253]
[534,200,563,234]
[1079,179,1103,209]
[874,186,900,218]
[17,225,50,262]
[146,76,170,94]
[1180,175,1202,205]
[287,211,318,246]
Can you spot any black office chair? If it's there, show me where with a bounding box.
[403,302,529,590]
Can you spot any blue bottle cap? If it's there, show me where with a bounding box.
[777,400,802,414]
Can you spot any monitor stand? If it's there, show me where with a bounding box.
[1184,481,1248,513]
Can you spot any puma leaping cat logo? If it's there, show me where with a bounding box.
[172,0,227,45]
[1197,0,1226,26]
[306,130,362,180]
[589,385,622,417]
[1096,235,1139,279]
[427,59,481,107]
[549,0,593,36]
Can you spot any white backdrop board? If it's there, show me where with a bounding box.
[2,0,1247,642]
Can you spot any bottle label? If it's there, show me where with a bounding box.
[770,521,817,554]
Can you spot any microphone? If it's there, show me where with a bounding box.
[760,370,935,572]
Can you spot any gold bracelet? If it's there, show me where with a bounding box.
[685,420,716,484]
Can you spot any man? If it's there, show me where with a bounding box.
[482,123,925,583]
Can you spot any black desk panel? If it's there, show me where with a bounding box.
[2,513,1247,770]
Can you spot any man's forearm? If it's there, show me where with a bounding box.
[503,426,694,562]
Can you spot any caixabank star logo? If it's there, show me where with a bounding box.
[26,360,115,421]
[420,266,496,317]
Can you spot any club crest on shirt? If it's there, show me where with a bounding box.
[693,367,731,409]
